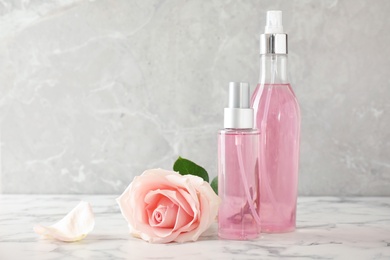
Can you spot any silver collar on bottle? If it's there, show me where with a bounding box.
[260,34,288,54]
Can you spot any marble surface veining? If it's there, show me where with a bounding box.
[0,195,389,259]
[0,0,390,195]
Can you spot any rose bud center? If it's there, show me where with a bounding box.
[148,196,178,228]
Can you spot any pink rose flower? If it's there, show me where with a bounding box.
[116,168,221,243]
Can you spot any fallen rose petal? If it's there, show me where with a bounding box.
[34,201,95,242]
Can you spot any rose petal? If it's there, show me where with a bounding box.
[174,181,220,242]
[33,201,94,242]
[145,189,194,217]
[173,206,194,232]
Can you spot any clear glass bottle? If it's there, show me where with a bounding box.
[251,11,301,233]
[218,82,261,240]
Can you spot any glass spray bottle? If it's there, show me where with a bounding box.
[218,82,261,240]
[251,11,301,233]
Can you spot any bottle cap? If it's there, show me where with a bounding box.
[224,82,254,129]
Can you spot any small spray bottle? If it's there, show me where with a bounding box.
[218,82,261,240]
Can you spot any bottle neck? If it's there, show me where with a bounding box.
[258,54,289,84]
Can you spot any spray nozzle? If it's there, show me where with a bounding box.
[265,10,284,34]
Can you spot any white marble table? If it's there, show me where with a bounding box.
[0,195,389,259]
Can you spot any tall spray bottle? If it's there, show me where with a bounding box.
[251,10,301,233]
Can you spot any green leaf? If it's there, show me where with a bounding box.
[210,176,218,195]
[173,157,209,182]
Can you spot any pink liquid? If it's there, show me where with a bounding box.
[218,129,261,240]
[251,83,300,233]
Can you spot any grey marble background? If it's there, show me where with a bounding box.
[0,0,389,195]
